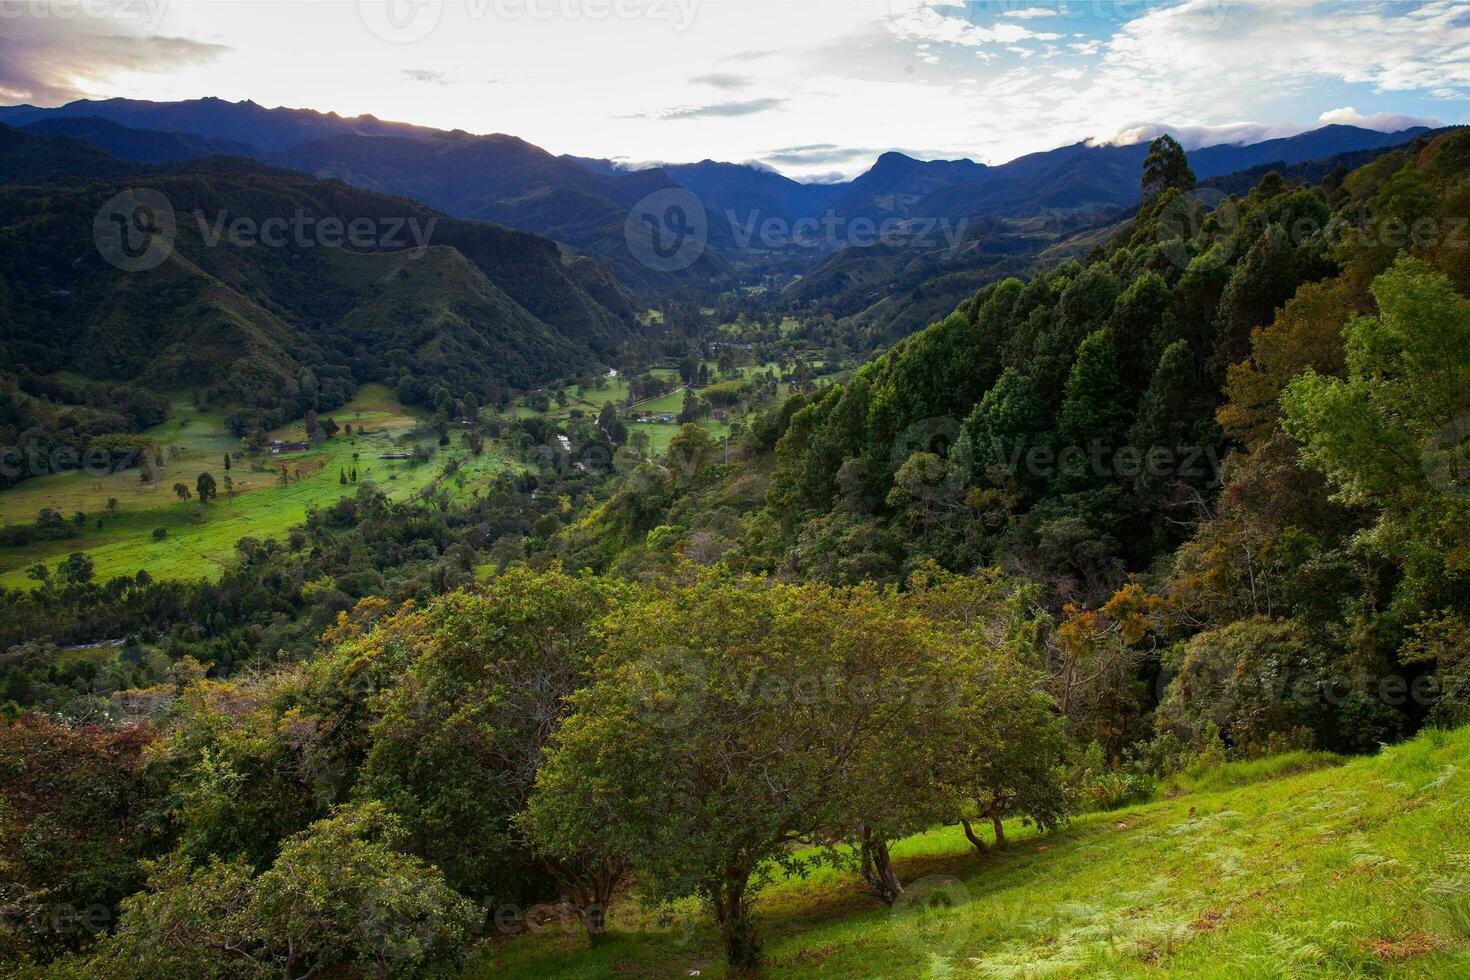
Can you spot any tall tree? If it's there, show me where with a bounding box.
[528,572,1023,972]
[1058,329,1133,451]
[1281,256,1470,626]
[356,569,632,909]
[1141,133,1196,199]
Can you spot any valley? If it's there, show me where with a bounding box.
[0,384,502,587]
[1,10,1468,975]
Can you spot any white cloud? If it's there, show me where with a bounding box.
[1003,7,1063,19]
[0,7,224,105]
[690,73,751,90]
[1103,0,1470,98]
[884,4,1061,48]
[1100,121,1303,149]
[628,98,787,121]
[1094,106,1441,153]
[1316,106,1442,131]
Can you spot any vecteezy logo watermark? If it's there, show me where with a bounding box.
[1156,189,1470,272]
[93,188,176,272]
[892,416,969,502]
[358,0,442,43]
[624,187,708,272]
[94,189,439,269]
[889,873,973,970]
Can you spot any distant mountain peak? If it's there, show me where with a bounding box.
[875,150,914,163]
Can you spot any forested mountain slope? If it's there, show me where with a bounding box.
[560,129,1470,760]
[0,146,637,440]
[0,123,135,185]
[22,116,256,164]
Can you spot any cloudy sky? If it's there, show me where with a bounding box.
[2,0,1467,179]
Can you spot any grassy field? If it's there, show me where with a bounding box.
[0,356,839,587]
[0,385,514,587]
[499,364,766,457]
[471,725,1470,978]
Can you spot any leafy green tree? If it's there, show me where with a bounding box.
[530,572,989,972]
[1127,340,1220,512]
[154,675,322,871]
[1057,329,1133,453]
[966,368,1046,491]
[665,422,718,485]
[357,569,632,905]
[58,552,94,586]
[58,803,477,979]
[596,401,627,445]
[196,472,217,506]
[1281,256,1470,623]
[1141,133,1196,199]
[1156,617,1330,755]
[1108,270,1171,390]
[677,387,707,423]
[901,564,1069,848]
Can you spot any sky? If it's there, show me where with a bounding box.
[1,0,1468,180]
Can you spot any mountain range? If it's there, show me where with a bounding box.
[0,95,1453,417]
[1,98,1438,271]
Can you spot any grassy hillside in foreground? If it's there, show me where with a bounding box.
[474,726,1470,978]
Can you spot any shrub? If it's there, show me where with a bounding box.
[49,803,478,979]
[1082,771,1156,811]
[0,716,163,964]
[1155,617,1329,756]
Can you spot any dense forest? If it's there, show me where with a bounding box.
[3,127,1469,978]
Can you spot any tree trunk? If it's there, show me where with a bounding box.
[991,811,1006,847]
[959,816,986,854]
[547,857,628,946]
[857,821,905,905]
[577,860,622,945]
[709,869,761,975]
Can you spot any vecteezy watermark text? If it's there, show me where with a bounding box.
[195,210,437,251]
[623,186,971,272]
[94,189,438,271]
[358,0,698,44]
[0,0,168,30]
[726,209,969,251]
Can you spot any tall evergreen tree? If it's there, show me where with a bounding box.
[1141,133,1197,199]
[1058,329,1133,451]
